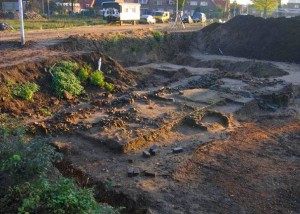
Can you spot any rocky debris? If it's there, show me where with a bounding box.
[144,171,156,177]
[128,167,140,177]
[193,15,300,63]
[184,74,220,89]
[63,90,73,100]
[143,150,151,158]
[24,11,44,20]
[0,23,14,31]
[149,144,160,156]
[173,147,183,154]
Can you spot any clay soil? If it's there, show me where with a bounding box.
[0,18,300,214]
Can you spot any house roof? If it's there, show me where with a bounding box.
[77,0,96,8]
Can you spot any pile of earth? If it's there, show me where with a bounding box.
[192,15,300,63]
[0,52,136,117]
[0,10,44,20]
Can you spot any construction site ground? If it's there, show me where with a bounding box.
[0,17,299,214]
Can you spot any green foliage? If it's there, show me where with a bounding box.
[77,64,92,83]
[40,107,52,117]
[52,61,84,98]
[10,177,120,214]
[0,17,106,30]
[104,82,114,92]
[90,71,105,87]
[0,115,62,178]
[251,0,278,16]
[152,30,163,42]
[178,0,186,11]
[12,82,39,101]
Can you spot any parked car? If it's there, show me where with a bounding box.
[192,12,206,23]
[182,15,193,24]
[153,11,170,23]
[140,15,156,24]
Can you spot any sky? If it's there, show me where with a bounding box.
[232,0,289,5]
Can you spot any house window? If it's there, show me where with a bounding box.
[295,4,299,8]
[154,0,163,5]
[190,1,197,6]
[169,0,175,4]
[139,0,148,4]
[200,1,208,6]
[132,7,136,12]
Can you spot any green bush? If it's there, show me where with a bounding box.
[12,82,39,101]
[52,61,84,98]
[77,64,92,83]
[90,71,105,87]
[105,82,114,92]
[0,117,62,178]
[152,30,163,42]
[11,177,120,214]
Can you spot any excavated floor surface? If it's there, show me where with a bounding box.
[0,27,300,213]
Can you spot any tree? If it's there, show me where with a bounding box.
[251,0,278,17]
[178,0,186,11]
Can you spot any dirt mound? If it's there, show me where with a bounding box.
[0,52,135,117]
[192,15,300,63]
[0,11,44,20]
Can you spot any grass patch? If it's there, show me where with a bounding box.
[0,16,106,30]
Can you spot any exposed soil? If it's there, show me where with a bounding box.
[0,18,300,214]
[192,15,300,63]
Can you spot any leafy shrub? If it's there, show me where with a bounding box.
[52,61,84,98]
[10,177,120,214]
[152,30,163,42]
[90,71,105,87]
[0,115,62,178]
[12,82,39,101]
[105,82,114,92]
[77,64,92,83]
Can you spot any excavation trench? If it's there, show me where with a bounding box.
[1,33,300,213]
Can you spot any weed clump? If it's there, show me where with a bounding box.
[12,82,39,101]
[90,70,115,92]
[90,70,105,87]
[77,64,92,83]
[52,61,84,98]
[152,30,163,42]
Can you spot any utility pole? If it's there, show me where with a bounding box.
[18,0,25,45]
[42,0,45,15]
[47,0,50,17]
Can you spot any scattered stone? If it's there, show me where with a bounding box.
[127,167,134,177]
[133,168,140,176]
[144,171,156,177]
[143,150,151,158]
[63,90,73,100]
[173,147,183,154]
[128,159,134,163]
[149,144,160,155]
[128,167,140,177]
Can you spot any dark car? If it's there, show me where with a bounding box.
[192,12,206,23]
[182,15,193,24]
